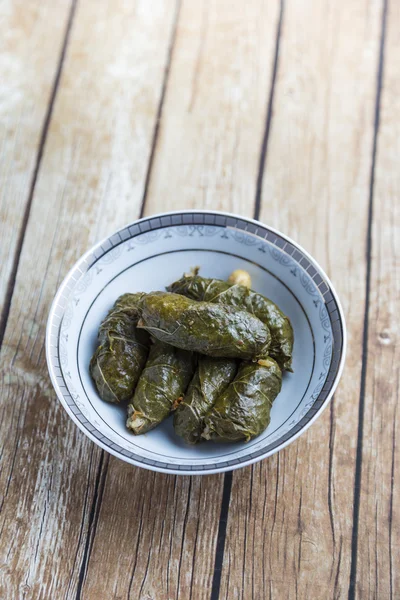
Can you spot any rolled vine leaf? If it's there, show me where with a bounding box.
[203,357,282,443]
[126,340,196,435]
[168,274,293,371]
[90,293,150,403]
[137,292,271,361]
[174,356,238,444]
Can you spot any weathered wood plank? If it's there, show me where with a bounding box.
[356,1,399,597]
[81,472,224,600]
[1,1,394,599]
[0,2,178,598]
[218,0,384,598]
[81,1,281,597]
[145,0,281,217]
[0,0,73,333]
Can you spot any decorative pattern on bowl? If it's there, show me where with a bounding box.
[46,211,346,475]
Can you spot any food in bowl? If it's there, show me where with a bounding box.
[168,270,294,370]
[89,293,149,403]
[126,341,195,435]
[89,269,294,444]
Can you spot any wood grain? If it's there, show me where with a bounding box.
[1,0,282,597]
[0,0,73,335]
[0,0,398,597]
[81,472,223,600]
[81,2,281,597]
[356,1,399,597]
[0,1,178,598]
[145,0,281,218]
[219,0,385,598]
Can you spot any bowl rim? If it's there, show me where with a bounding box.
[46,209,347,475]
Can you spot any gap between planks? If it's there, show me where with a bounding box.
[210,1,285,597]
[0,0,78,350]
[348,0,389,597]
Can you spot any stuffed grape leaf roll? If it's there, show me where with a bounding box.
[137,292,271,360]
[174,357,238,444]
[114,292,146,312]
[168,274,293,371]
[126,340,195,435]
[202,357,282,442]
[89,293,150,403]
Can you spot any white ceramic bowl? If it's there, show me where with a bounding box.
[46,211,346,475]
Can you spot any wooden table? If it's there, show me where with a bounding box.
[1,1,398,598]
